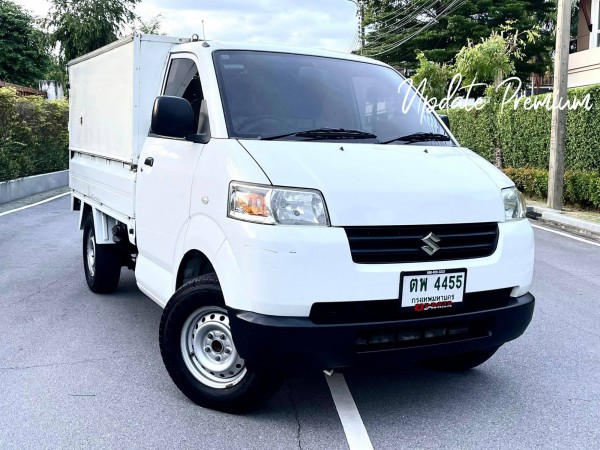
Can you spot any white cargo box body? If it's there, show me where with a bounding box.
[69,34,189,219]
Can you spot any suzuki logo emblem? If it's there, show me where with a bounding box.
[421,232,441,256]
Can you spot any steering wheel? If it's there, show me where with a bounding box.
[236,115,291,134]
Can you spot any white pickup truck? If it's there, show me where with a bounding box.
[69,34,535,412]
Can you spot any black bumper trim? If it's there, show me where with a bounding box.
[228,292,535,372]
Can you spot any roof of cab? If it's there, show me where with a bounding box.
[174,40,391,68]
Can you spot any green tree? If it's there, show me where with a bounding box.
[411,52,452,100]
[363,0,554,77]
[454,28,539,87]
[0,0,52,88]
[46,0,140,62]
[44,55,68,86]
[411,27,538,105]
[135,14,166,35]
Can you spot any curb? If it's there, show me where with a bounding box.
[527,205,600,241]
[0,170,69,205]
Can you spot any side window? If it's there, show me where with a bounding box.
[163,58,204,127]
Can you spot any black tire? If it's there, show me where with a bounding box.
[159,274,282,413]
[418,346,500,372]
[82,214,121,293]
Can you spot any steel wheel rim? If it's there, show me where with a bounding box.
[180,306,247,389]
[86,233,96,277]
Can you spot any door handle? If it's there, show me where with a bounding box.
[144,157,154,167]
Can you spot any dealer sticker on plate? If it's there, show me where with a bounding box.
[400,269,467,312]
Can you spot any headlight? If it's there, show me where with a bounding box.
[228,182,330,226]
[502,187,527,220]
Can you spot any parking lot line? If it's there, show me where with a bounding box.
[0,192,70,217]
[326,373,374,450]
[531,224,600,248]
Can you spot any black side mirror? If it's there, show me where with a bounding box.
[151,96,195,138]
[439,114,450,128]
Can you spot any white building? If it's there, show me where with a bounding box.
[569,0,600,88]
[38,80,65,100]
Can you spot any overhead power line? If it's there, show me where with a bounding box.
[367,0,456,45]
[366,0,441,44]
[346,32,360,53]
[372,0,426,24]
[374,0,436,30]
[344,29,360,52]
[371,4,414,28]
[364,0,467,57]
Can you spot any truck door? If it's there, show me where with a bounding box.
[136,54,205,279]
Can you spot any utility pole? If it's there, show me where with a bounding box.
[548,0,571,210]
[348,0,365,54]
[359,1,365,53]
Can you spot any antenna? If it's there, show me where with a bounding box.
[202,20,206,40]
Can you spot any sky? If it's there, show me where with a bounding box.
[15,0,361,53]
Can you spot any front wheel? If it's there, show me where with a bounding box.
[159,274,281,413]
[418,346,500,372]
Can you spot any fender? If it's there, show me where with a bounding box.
[173,214,252,312]
[168,214,228,294]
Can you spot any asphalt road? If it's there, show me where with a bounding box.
[1,195,599,449]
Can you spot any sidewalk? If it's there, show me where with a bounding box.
[0,186,69,215]
[527,203,600,241]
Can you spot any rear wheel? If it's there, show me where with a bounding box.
[159,274,282,413]
[82,214,121,293]
[418,347,500,372]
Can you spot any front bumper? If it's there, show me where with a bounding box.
[216,219,534,316]
[228,292,534,372]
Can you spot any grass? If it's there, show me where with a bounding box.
[525,197,600,224]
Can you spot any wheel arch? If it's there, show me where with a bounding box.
[176,250,217,290]
[173,214,250,311]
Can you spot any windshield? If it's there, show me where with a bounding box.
[213,50,452,145]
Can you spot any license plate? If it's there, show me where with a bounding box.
[400,269,467,312]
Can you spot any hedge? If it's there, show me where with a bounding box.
[446,84,600,172]
[444,84,600,209]
[0,87,69,182]
[444,102,497,163]
[503,167,600,209]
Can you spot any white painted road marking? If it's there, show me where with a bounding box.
[0,192,70,217]
[531,224,600,248]
[326,373,374,450]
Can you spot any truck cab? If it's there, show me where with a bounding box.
[69,34,534,412]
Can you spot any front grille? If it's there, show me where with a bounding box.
[344,222,499,264]
[310,288,514,324]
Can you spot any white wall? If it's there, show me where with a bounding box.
[591,0,600,49]
[568,46,600,88]
[39,80,65,100]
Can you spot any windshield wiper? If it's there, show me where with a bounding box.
[379,132,452,145]
[258,128,377,141]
